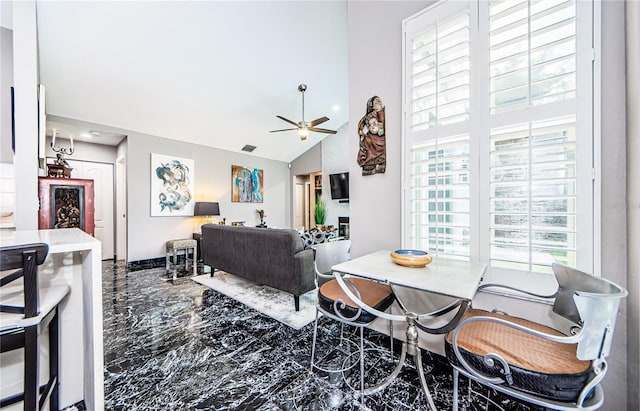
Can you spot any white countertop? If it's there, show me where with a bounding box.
[332,250,487,300]
[0,228,100,253]
[0,227,104,409]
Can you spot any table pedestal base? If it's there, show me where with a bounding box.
[405,314,437,410]
[354,314,437,410]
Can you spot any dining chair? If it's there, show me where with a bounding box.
[445,263,627,411]
[1,243,70,411]
[309,240,396,405]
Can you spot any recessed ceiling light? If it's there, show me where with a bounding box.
[89,131,100,136]
[333,105,340,112]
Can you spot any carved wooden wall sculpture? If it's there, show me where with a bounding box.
[357,96,386,176]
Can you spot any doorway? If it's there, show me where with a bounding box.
[293,172,321,231]
[65,159,115,260]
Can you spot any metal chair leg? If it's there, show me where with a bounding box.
[359,325,365,406]
[49,307,60,411]
[453,368,459,411]
[310,309,320,371]
[388,319,394,354]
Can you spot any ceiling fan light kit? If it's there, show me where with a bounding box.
[270,84,337,140]
[298,128,309,140]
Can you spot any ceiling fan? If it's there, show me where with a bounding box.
[270,84,337,140]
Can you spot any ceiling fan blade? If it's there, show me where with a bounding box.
[307,116,329,127]
[276,115,299,127]
[309,127,337,134]
[269,128,298,133]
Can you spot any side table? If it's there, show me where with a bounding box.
[166,238,197,281]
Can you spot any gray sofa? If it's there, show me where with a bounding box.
[200,224,315,311]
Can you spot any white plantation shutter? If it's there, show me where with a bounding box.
[403,0,593,275]
[412,8,471,131]
[411,135,471,259]
[489,0,577,114]
[489,115,577,272]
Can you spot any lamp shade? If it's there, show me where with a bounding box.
[194,202,220,216]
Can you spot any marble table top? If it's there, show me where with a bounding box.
[332,250,487,300]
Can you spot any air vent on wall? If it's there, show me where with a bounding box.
[241,145,257,152]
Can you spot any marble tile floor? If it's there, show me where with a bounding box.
[102,261,539,411]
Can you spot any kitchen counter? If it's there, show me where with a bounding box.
[0,228,104,410]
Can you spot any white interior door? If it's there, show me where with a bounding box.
[115,157,127,261]
[66,159,115,260]
[294,183,304,229]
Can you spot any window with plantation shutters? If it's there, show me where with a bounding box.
[403,0,594,275]
[406,1,474,261]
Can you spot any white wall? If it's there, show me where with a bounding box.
[12,0,39,230]
[347,1,632,409]
[625,1,640,409]
[290,140,321,176]
[347,1,431,258]
[599,2,629,409]
[126,131,290,261]
[0,8,15,229]
[0,26,13,163]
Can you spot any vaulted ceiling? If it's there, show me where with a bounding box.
[36,1,349,163]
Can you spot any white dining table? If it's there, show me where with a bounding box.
[331,250,487,410]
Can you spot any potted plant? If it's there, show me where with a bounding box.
[314,196,326,229]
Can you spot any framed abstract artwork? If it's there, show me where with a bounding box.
[150,153,195,216]
[38,177,95,236]
[231,165,263,203]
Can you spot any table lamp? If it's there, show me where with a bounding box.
[193,202,220,225]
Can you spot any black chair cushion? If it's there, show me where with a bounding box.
[445,308,593,402]
[319,278,394,324]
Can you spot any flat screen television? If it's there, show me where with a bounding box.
[329,172,349,200]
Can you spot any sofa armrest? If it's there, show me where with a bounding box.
[294,248,315,295]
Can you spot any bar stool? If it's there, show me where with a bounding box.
[165,239,197,281]
[310,240,396,406]
[0,243,70,411]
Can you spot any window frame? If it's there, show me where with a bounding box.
[401,0,600,277]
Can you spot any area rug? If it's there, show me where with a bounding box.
[192,272,317,330]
